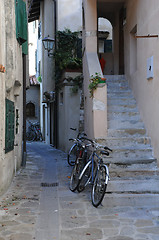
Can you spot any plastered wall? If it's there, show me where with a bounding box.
[125,0,159,163]
[0,0,24,195]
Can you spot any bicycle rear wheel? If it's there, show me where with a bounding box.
[70,156,85,192]
[77,160,92,192]
[26,131,36,141]
[91,165,107,207]
[67,143,78,166]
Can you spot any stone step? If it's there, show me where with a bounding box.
[107,97,137,105]
[107,129,147,138]
[97,136,152,149]
[104,148,155,161]
[105,75,156,178]
[104,75,126,82]
[102,193,159,207]
[108,111,141,121]
[107,91,134,99]
[109,169,159,180]
[107,86,130,93]
[108,104,139,113]
[104,155,157,165]
[107,81,129,90]
[108,119,145,129]
[107,179,159,194]
[108,162,157,173]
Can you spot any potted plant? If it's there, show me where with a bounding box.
[88,72,106,98]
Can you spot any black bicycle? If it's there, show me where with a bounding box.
[26,121,43,142]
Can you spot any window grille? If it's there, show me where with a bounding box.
[5,99,15,153]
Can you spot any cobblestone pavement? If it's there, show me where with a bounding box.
[0,142,159,240]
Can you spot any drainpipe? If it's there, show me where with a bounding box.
[22,53,26,167]
[53,0,58,148]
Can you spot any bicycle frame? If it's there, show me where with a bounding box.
[78,151,109,187]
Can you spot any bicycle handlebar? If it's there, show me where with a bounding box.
[69,135,112,153]
[80,137,112,152]
[70,127,77,131]
[104,146,113,152]
[80,137,94,144]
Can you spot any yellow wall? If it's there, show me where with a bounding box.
[125,0,159,163]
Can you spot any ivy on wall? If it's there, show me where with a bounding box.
[54,29,82,81]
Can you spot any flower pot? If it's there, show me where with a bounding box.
[99,77,106,83]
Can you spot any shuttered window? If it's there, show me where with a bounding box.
[5,99,15,153]
[15,0,28,54]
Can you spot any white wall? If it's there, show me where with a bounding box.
[28,21,38,76]
[58,80,81,152]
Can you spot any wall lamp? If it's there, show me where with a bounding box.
[42,35,55,57]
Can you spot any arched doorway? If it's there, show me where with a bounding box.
[97,1,125,75]
[98,17,113,75]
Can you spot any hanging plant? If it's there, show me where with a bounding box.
[37,75,42,83]
[88,72,106,98]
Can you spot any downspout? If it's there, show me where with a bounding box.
[53,0,58,148]
[22,53,26,167]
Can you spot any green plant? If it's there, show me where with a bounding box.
[54,29,82,81]
[70,74,83,93]
[88,72,102,97]
[37,75,42,83]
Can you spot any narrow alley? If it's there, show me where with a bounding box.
[0,142,159,240]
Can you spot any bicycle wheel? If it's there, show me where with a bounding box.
[91,165,107,207]
[77,160,92,192]
[26,131,36,141]
[70,156,86,192]
[67,143,78,166]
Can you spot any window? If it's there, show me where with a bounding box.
[5,99,15,153]
[16,109,19,134]
[26,102,35,117]
[38,22,42,39]
[35,50,37,72]
[60,92,63,105]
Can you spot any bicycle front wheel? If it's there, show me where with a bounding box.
[91,165,107,207]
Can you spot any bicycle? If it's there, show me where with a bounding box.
[67,128,87,166]
[26,121,43,142]
[77,139,112,207]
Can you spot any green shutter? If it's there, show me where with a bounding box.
[15,0,28,47]
[5,99,15,153]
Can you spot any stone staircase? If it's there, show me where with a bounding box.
[98,75,159,201]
